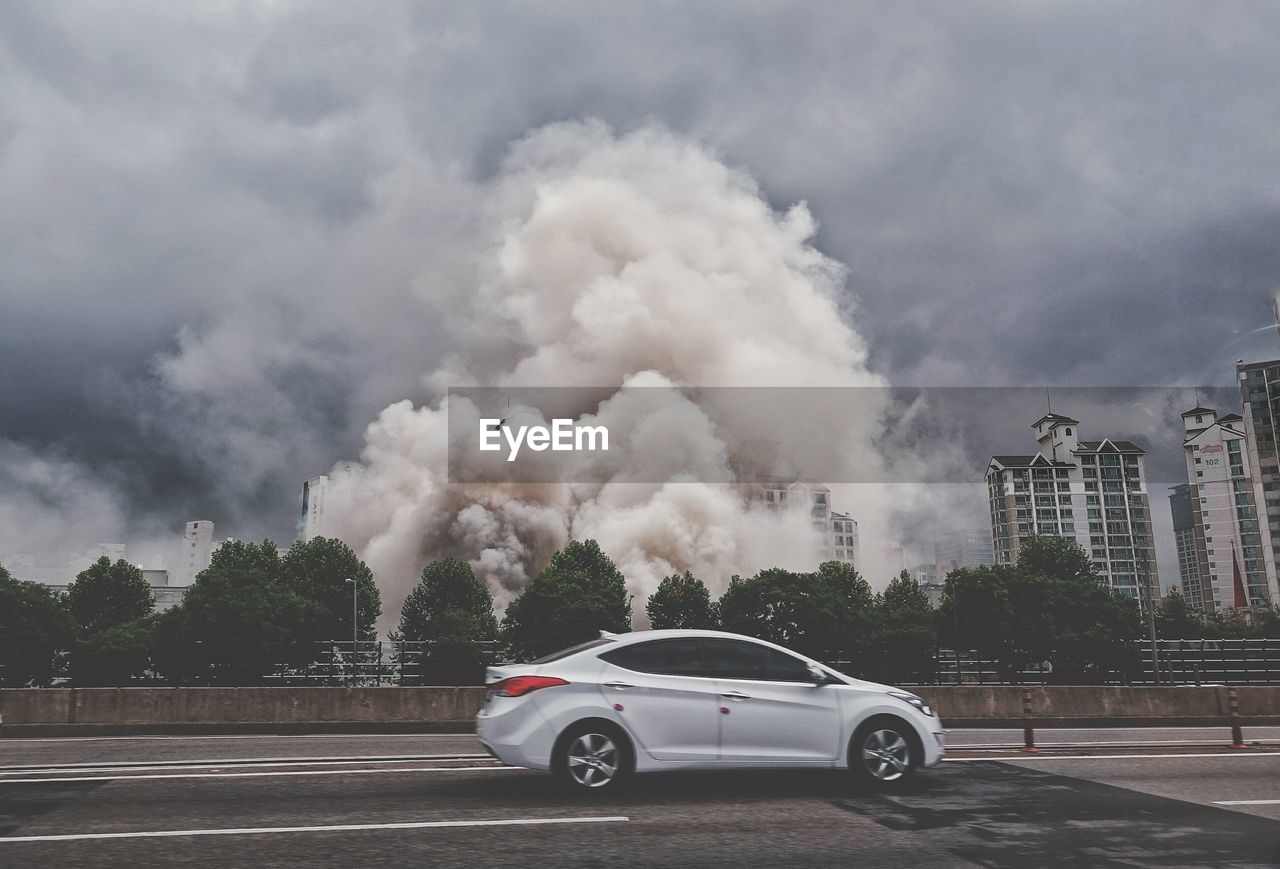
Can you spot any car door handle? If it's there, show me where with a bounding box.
[602,681,634,690]
[722,691,751,701]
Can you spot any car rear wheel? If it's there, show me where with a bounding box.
[554,722,632,792]
[851,717,917,787]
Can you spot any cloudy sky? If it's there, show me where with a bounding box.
[3,2,1280,566]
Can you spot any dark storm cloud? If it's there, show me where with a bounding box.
[2,1,1279,557]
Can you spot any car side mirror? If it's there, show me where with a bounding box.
[806,663,827,684]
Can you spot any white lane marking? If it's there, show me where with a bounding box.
[0,815,630,843]
[951,727,1280,733]
[949,740,1280,749]
[0,764,520,784]
[0,754,489,773]
[1214,799,1280,805]
[0,733,478,743]
[0,757,494,778]
[946,752,1280,762]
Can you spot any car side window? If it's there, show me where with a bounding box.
[700,639,769,680]
[765,649,814,682]
[599,638,705,676]
[701,640,815,682]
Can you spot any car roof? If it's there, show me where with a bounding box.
[599,629,800,653]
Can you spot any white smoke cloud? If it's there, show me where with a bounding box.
[324,121,899,628]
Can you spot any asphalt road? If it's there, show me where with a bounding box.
[1,733,1278,867]
[4,726,1277,768]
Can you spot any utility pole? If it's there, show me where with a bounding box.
[346,578,358,687]
[1146,573,1160,685]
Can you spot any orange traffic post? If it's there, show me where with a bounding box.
[1229,686,1250,750]
[1021,686,1038,754]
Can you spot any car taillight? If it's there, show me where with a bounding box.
[486,675,569,698]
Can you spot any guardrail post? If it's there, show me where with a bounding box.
[1229,686,1249,750]
[1021,686,1038,753]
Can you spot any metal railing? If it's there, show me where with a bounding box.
[915,639,1280,686]
[263,640,510,686]
[17,637,1279,687]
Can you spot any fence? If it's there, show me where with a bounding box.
[271,638,1280,686]
[1134,639,1280,685]
[924,639,1280,686]
[262,640,510,686]
[17,637,1278,688]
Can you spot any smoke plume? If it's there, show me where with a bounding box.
[324,122,897,627]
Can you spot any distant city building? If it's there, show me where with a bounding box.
[911,563,949,585]
[986,412,1159,610]
[141,568,186,611]
[934,531,995,571]
[919,580,945,607]
[1178,405,1275,610]
[300,475,330,542]
[879,541,907,577]
[1169,483,1205,611]
[827,510,859,568]
[7,543,129,587]
[750,478,858,569]
[67,543,127,575]
[1236,359,1280,606]
[176,520,215,586]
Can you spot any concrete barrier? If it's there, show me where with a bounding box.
[1,685,1277,736]
[0,687,488,737]
[912,685,1280,728]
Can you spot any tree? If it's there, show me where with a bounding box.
[64,557,157,686]
[936,564,1016,661]
[398,558,499,684]
[501,540,631,660]
[68,617,157,686]
[871,570,937,683]
[1156,593,1205,639]
[280,537,380,640]
[1250,605,1280,638]
[152,540,327,684]
[66,557,154,635]
[936,537,1141,682]
[646,572,717,629]
[1205,608,1252,639]
[717,561,875,666]
[0,563,77,687]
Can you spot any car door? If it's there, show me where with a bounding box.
[597,637,721,761]
[703,638,842,763]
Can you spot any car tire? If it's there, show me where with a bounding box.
[849,716,918,788]
[554,721,633,792]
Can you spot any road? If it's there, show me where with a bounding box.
[1,730,1278,867]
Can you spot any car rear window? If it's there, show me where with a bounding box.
[528,637,616,664]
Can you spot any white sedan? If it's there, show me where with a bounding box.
[477,629,945,791]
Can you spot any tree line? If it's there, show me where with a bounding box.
[2,535,1277,687]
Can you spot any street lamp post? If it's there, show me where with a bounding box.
[346,578,358,687]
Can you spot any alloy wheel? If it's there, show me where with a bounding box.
[566,733,619,788]
[861,728,910,781]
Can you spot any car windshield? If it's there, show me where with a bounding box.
[528,637,616,664]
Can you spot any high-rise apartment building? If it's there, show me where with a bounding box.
[1236,359,1280,606]
[177,520,214,586]
[753,478,857,569]
[986,413,1159,609]
[300,475,330,542]
[1168,483,1204,610]
[934,531,995,571]
[1178,405,1275,609]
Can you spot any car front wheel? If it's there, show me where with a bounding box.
[851,717,917,787]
